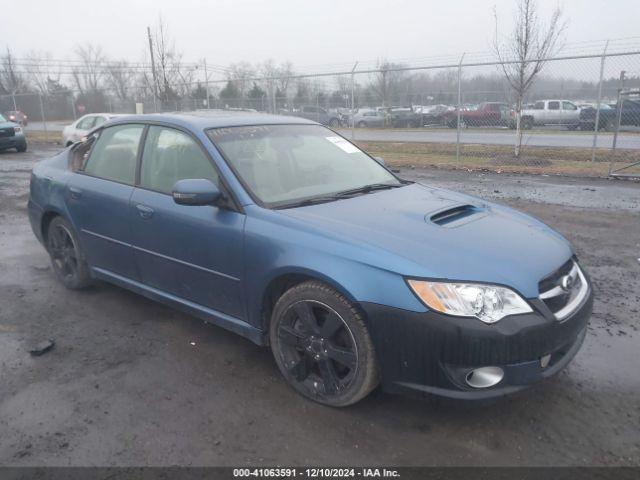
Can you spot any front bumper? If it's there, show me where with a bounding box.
[0,133,26,150]
[361,285,593,400]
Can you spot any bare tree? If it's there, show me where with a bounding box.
[72,45,106,95]
[227,62,256,107]
[106,60,136,101]
[149,16,191,105]
[493,0,566,157]
[370,61,406,107]
[260,60,294,111]
[0,47,29,95]
[24,51,60,94]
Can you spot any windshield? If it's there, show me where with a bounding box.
[0,114,6,122]
[207,124,401,208]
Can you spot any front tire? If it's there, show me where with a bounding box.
[47,216,92,289]
[269,281,379,407]
[16,142,27,152]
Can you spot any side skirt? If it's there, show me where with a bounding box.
[91,267,267,346]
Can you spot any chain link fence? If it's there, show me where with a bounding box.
[2,50,639,178]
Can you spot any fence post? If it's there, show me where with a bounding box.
[591,40,609,162]
[351,62,358,141]
[204,58,211,109]
[69,95,76,120]
[611,70,626,152]
[38,93,48,137]
[456,53,465,162]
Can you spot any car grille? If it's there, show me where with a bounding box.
[0,127,15,138]
[538,259,589,321]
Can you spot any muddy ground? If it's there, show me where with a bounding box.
[0,144,639,466]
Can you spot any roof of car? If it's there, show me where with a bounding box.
[109,110,316,130]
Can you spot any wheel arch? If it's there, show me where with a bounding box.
[40,208,65,244]
[258,267,360,337]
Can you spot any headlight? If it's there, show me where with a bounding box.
[407,280,532,324]
[13,126,22,133]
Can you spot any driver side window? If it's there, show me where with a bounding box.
[140,126,219,194]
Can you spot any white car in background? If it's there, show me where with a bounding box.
[62,113,125,146]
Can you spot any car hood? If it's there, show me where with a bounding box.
[0,121,18,129]
[279,183,572,298]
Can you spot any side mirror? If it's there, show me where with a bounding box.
[373,156,386,166]
[172,179,221,206]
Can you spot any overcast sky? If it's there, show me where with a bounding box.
[2,0,639,71]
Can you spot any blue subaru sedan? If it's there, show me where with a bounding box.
[28,112,593,406]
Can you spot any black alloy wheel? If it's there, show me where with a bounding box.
[270,281,378,406]
[47,216,92,289]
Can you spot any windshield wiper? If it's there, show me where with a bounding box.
[276,183,405,210]
[275,195,343,209]
[333,183,404,198]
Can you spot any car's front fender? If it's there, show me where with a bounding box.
[242,207,427,329]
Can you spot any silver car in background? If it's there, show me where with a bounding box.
[352,109,387,128]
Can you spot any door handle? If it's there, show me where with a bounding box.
[136,204,154,219]
[68,186,82,199]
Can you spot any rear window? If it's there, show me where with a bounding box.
[83,124,144,184]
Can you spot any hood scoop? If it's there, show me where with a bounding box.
[427,203,487,227]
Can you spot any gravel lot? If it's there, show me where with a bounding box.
[1,144,639,466]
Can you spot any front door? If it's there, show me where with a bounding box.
[66,123,144,280]
[129,125,246,318]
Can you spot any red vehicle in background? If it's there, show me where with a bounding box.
[443,102,509,128]
[5,110,28,126]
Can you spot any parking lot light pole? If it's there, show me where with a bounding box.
[591,40,609,162]
[456,53,465,162]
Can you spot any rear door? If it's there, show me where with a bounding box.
[129,125,246,318]
[66,123,144,280]
[546,101,562,124]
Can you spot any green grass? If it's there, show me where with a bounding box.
[25,130,61,144]
[356,140,639,178]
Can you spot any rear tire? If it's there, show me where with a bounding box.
[269,281,379,407]
[47,216,92,289]
[328,118,340,128]
[357,121,367,128]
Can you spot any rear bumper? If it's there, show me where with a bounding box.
[361,286,593,400]
[27,198,45,244]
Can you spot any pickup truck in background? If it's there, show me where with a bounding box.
[514,100,581,130]
[443,102,510,128]
[293,105,341,127]
[579,98,640,131]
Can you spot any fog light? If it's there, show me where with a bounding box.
[540,354,551,368]
[465,366,504,388]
